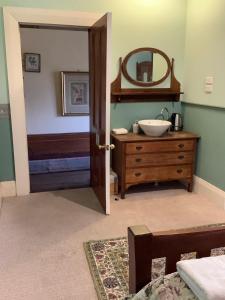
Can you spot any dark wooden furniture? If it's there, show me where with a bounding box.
[128,224,225,294]
[111,132,199,198]
[27,132,90,160]
[111,47,183,103]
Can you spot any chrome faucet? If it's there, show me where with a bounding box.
[161,107,170,120]
[155,107,170,120]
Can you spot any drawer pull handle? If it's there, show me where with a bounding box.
[178,144,184,148]
[177,169,183,174]
[135,172,142,177]
[136,158,142,162]
[178,155,185,160]
[136,146,143,151]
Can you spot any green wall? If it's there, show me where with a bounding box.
[0,118,14,180]
[183,0,225,108]
[182,0,225,191]
[111,101,181,131]
[183,103,225,191]
[0,0,186,181]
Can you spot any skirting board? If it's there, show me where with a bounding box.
[194,176,225,209]
[1,177,224,208]
[0,181,16,198]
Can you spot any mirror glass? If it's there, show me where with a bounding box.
[123,49,170,86]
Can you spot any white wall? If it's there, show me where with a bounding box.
[20,28,89,134]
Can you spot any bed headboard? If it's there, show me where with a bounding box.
[128,223,225,294]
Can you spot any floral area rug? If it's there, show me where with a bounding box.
[84,233,225,300]
[84,237,166,300]
[84,237,129,300]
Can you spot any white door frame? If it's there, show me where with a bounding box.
[3,7,111,212]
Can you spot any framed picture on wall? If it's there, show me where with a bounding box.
[23,53,41,72]
[61,71,89,116]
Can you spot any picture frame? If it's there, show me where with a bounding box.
[61,71,89,116]
[24,53,41,72]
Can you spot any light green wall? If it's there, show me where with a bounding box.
[0,0,187,105]
[0,9,8,104]
[0,0,186,181]
[183,0,225,191]
[183,0,225,108]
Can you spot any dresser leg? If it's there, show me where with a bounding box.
[120,184,126,199]
[187,180,193,192]
[121,190,125,199]
[119,181,126,199]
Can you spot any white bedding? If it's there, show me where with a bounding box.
[177,255,225,300]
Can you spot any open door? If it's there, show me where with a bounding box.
[89,13,112,214]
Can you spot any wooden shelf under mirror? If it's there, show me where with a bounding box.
[111,48,183,103]
[111,89,183,102]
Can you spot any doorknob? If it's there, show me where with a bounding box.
[108,144,115,150]
[98,144,115,150]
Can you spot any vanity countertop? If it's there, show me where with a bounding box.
[111,131,200,142]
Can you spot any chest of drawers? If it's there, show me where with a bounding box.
[111,132,199,199]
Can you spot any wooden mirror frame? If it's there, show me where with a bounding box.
[122,47,171,87]
[111,48,183,103]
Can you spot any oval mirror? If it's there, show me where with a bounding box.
[122,47,171,87]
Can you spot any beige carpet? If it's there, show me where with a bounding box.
[1,188,225,299]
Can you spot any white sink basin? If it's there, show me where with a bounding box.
[138,119,171,137]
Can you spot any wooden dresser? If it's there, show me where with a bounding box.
[111,132,199,198]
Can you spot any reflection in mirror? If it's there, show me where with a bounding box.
[127,51,153,82]
[126,51,169,84]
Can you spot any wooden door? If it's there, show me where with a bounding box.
[89,13,112,214]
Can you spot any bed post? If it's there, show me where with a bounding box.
[128,225,153,294]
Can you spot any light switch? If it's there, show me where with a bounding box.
[204,76,213,94]
[205,76,214,85]
[205,85,213,93]
[0,104,10,118]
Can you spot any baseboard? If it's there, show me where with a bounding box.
[0,181,16,198]
[194,176,225,209]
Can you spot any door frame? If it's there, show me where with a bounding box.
[3,7,112,203]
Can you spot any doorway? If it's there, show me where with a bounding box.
[3,7,112,214]
[20,25,91,193]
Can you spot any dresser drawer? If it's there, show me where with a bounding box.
[126,165,192,183]
[126,152,193,168]
[126,140,194,154]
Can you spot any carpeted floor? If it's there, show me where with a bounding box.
[1,188,225,299]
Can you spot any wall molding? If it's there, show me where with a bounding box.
[182,101,225,112]
[0,181,16,198]
[194,176,225,209]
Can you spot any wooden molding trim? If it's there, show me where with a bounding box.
[0,181,16,198]
[27,132,90,160]
[3,7,104,196]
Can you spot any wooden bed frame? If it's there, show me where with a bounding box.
[128,223,225,294]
